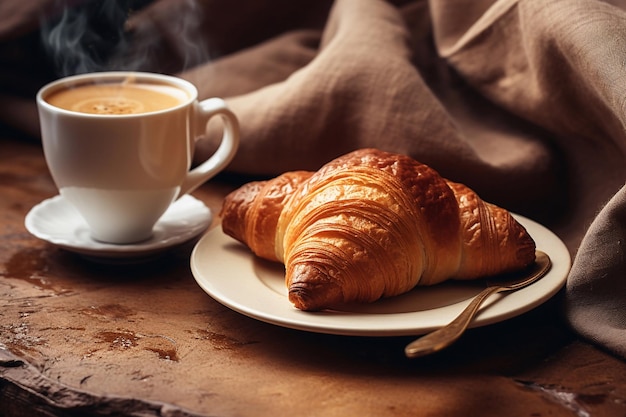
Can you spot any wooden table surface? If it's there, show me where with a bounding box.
[2,135,626,417]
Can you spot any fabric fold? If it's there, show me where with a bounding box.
[566,184,626,358]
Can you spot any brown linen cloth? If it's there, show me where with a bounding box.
[2,0,626,358]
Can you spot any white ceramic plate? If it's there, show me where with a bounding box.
[190,215,570,336]
[25,194,212,261]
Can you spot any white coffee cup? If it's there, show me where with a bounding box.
[37,71,239,244]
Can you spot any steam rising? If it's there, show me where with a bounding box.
[40,0,210,77]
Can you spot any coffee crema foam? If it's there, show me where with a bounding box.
[46,82,189,115]
[72,97,145,114]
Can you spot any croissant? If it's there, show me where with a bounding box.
[220,148,536,311]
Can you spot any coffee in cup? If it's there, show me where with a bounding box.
[37,71,240,244]
[45,80,187,115]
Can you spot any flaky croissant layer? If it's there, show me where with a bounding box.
[220,148,536,311]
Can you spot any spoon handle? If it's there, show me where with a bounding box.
[404,250,551,358]
[404,285,503,358]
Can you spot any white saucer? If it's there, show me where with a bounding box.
[25,194,212,261]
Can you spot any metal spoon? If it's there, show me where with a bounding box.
[405,250,551,358]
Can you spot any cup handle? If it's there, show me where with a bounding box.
[179,97,240,197]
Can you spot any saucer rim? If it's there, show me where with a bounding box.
[25,194,212,259]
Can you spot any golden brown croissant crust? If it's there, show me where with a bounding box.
[220,148,536,311]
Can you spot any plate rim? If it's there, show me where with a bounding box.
[190,214,571,336]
